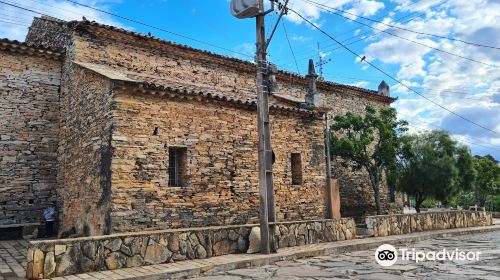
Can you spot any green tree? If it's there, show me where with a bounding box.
[396,130,476,212]
[473,155,500,207]
[329,106,408,215]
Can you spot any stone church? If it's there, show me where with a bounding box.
[0,17,398,238]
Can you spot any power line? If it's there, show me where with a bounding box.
[0,19,30,27]
[288,8,500,136]
[281,20,300,74]
[62,0,253,58]
[0,0,74,21]
[277,7,455,70]
[301,0,500,68]
[293,0,426,52]
[0,11,37,22]
[407,119,500,152]
[303,0,500,51]
[458,138,500,153]
[276,0,446,65]
[0,1,61,19]
[24,0,91,20]
[0,0,254,59]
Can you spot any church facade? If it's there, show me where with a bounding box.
[0,17,398,237]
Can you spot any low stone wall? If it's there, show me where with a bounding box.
[365,211,493,237]
[26,218,355,279]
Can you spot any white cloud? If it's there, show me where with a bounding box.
[285,0,384,25]
[292,34,312,42]
[345,0,385,20]
[233,42,256,60]
[366,0,500,159]
[349,80,369,87]
[319,50,331,58]
[0,0,125,41]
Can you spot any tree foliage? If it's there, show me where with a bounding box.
[473,155,500,207]
[395,130,476,212]
[329,106,407,215]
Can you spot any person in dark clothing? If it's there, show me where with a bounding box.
[43,203,56,237]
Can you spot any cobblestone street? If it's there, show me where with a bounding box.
[198,231,500,280]
[0,240,27,280]
[1,229,499,280]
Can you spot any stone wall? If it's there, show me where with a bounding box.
[56,64,114,237]
[26,17,74,51]
[365,211,493,237]
[110,90,328,232]
[26,219,356,279]
[70,23,399,226]
[0,46,61,226]
[19,17,401,235]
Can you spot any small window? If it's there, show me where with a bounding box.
[291,153,302,185]
[168,147,187,187]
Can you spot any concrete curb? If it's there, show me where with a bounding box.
[63,224,500,280]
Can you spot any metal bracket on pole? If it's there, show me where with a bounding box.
[262,0,274,15]
[265,0,289,51]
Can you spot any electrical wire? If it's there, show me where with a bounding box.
[276,0,445,64]
[0,19,30,27]
[301,0,500,68]
[288,8,500,136]
[408,119,500,152]
[0,0,73,21]
[303,0,500,50]
[0,0,254,59]
[62,0,253,59]
[281,20,300,74]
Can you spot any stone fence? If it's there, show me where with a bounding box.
[365,211,493,237]
[26,218,356,279]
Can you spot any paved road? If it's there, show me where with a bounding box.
[197,231,500,280]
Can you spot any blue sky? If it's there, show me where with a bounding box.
[1,0,499,159]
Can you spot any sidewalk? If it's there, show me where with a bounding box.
[50,222,500,280]
[0,239,28,280]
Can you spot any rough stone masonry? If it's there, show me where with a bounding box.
[0,39,62,228]
[0,16,398,237]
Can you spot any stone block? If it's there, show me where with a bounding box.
[43,252,56,278]
[247,227,260,254]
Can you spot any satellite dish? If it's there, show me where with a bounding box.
[230,0,260,19]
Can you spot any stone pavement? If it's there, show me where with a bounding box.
[0,240,28,280]
[1,222,499,280]
[205,230,500,279]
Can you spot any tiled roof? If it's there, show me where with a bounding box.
[67,20,394,103]
[75,62,318,116]
[0,38,63,59]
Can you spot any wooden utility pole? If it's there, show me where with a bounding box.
[324,114,334,219]
[255,0,276,254]
[324,114,341,221]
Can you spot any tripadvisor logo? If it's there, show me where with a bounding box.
[375,244,481,266]
[375,244,398,266]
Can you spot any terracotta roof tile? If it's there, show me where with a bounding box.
[0,38,63,59]
[68,20,394,103]
[74,62,317,116]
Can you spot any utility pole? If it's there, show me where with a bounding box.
[256,0,278,254]
[231,0,288,254]
[255,0,271,254]
[324,114,334,220]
